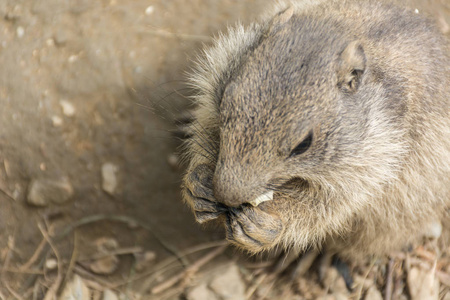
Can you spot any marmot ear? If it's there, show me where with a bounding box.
[337,41,366,93]
[267,6,294,35]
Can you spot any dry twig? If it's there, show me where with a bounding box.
[73,265,117,290]
[20,237,47,271]
[139,27,212,42]
[0,268,43,275]
[245,272,268,299]
[151,244,227,294]
[355,258,377,299]
[60,230,79,295]
[58,214,189,267]
[384,258,395,300]
[39,222,63,300]
[113,240,228,290]
[1,236,24,300]
[78,246,143,262]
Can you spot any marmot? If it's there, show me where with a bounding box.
[181,0,450,259]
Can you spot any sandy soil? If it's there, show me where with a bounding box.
[0,0,448,299]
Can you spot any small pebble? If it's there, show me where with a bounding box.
[186,283,219,300]
[209,264,246,300]
[60,100,76,116]
[90,255,119,275]
[46,38,55,47]
[365,286,383,300]
[5,5,22,20]
[103,289,119,300]
[145,6,154,15]
[3,160,11,176]
[16,26,24,38]
[68,55,78,63]
[27,177,74,206]
[45,258,58,270]
[322,267,349,296]
[101,163,118,195]
[12,187,21,200]
[407,266,439,300]
[89,237,120,275]
[95,237,118,252]
[59,275,90,300]
[51,115,63,126]
[134,250,156,272]
[127,220,139,229]
[167,153,179,169]
[414,8,419,14]
[54,30,68,45]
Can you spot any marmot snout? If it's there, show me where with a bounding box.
[182,0,450,258]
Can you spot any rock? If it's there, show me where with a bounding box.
[209,264,245,300]
[58,274,90,300]
[27,177,74,206]
[16,26,25,38]
[54,29,69,45]
[322,267,349,297]
[51,115,63,126]
[5,5,23,21]
[101,163,118,195]
[145,6,154,15]
[102,289,119,300]
[60,100,76,116]
[167,153,180,170]
[95,237,118,252]
[407,266,439,300]
[365,286,383,300]
[45,258,58,270]
[68,55,79,64]
[134,250,156,272]
[46,38,55,47]
[186,283,219,300]
[353,275,374,291]
[90,237,120,275]
[89,255,119,275]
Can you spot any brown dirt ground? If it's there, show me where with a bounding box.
[0,0,448,299]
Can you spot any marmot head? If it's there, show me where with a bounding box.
[213,13,405,211]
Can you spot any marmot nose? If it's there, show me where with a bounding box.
[213,170,264,207]
[213,184,249,207]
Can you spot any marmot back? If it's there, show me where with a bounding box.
[182,0,450,258]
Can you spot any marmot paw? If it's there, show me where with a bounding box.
[225,205,284,252]
[183,164,227,223]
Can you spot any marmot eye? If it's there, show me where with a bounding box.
[290,132,313,157]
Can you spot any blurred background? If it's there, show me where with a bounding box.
[0,0,447,299]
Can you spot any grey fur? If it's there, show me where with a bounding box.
[182,0,450,258]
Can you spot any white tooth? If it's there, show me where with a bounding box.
[249,190,274,207]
